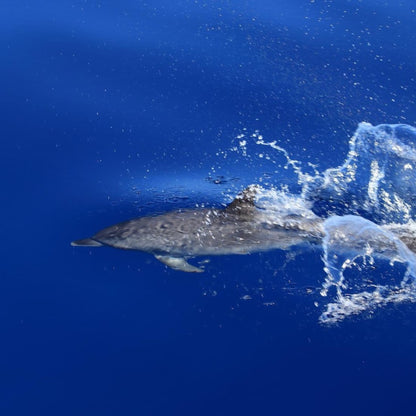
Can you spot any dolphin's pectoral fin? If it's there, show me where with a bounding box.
[154,255,204,273]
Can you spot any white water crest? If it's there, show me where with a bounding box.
[319,215,416,324]
[306,122,416,223]
[248,122,416,323]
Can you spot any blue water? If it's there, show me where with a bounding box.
[2,1,416,415]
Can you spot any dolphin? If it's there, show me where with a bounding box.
[71,186,325,272]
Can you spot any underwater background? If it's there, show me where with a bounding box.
[2,1,416,415]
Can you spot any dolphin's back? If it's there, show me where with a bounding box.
[91,209,239,255]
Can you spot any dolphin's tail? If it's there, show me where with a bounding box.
[71,238,103,247]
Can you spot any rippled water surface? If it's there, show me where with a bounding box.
[2,1,416,415]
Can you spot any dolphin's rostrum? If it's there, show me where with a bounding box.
[71,185,325,272]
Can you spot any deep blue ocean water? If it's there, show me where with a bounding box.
[2,1,416,415]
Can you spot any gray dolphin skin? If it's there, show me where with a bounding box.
[71,185,325,272]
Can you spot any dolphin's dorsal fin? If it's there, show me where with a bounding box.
[225,185,259,214]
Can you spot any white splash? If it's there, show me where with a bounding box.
[244,122,416,324]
